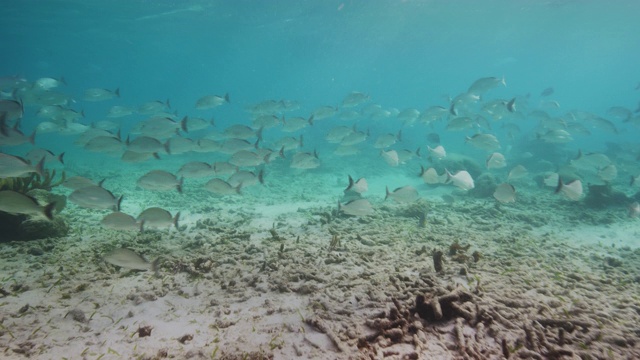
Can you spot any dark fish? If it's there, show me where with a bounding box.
[540,87,554,97]
[426,133,440,144]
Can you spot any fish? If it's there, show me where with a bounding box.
[493,183,516,203]
[69,185,122,211]
[107,105,135,118]
[181,116,213,132]
[138,100,170,115]
[121,150,159,163]
[83,88,120,101]
[252,115,281,129]
[507,165,528,181]
[103,248,159,273]
[137,170,183,193]
[419,106,448,124]
[326,126,354,143]
[0,99,24,121]
[597,165,617,182]
[445,170,475,190]
[538,129,573,143]
[380,149,399,167]
[374,131,401,149]
[334,145,361,156]
[341,91,370,108]
[25,149,64,165]
[195,93,230,109]
[290,151,320,169]
[135,117,183,138]
[213,161,238,175]
[385,186,419,203]
[84,135,123,153]
[465,133,500,151]
[486,152,507,169]
[420,166,444,185]
[570,151,611,170]
[427,145,446,160]
[137,207,180,229]
[282,116,312,132]
[229,150,267,167]
[126,136,165,154]
[340,130,368,146]
[555,178,583,201]
[204,178,242,195]
[467,76,506,95]
[0,190,55,220]
[0,153,44,178]
[397,109,420,125]
[540,87,554,96]
[543,173,560,187]
[344,175,368,194]
[101,212,142,231]
[426,133,440,144]
[607,106,632,121]
[628,202,640,218]
[228,169,264,187]
[631,175,640,188]
[273,135,303,151]
[219,138,256,154]
[62,176,103,190]
[91,120,119,131]
[194,138,221,153]
[34,76,66,90]
[311,105,338,120]
[446,117,475,131]
[177,162,214,178]
[165,137,195,154]
[338,199,373,216]
[338,110,361,121]
[223,124,262,140]
[506,97,516,113]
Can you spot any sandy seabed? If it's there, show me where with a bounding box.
[1,171,639,360]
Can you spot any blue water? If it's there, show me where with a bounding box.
[2,0,640,196]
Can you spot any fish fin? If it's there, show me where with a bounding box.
[631,175,635,187]
[115,195,124,212]
[279,146,285,159]
[397,130,402,142]
[34,157,45,177]
[139,220,145,233]
[27,130,36,144]
[125,135,131,146]
[164,140,171,155]
[114,88,120,97]
[385,186,390,201]
[43,202,56,221]
[345,175,354,192]
[299,135,304,148]
[180,116,189,133]
[235,183,242,195]
[59,76,67,85]
[415,147,421,157]
[224,93,230,103]
[173,212,181,229]
[313,149,319,159]
[98,178,107,187]
[308,115,314,126]
[58,152,65,164]
[153,152,161,160]
[258,169,265,184]
[210,117,216,127]
[166,98,171,109]
[419,165,425,177]
[177,177,184,193]
[256,127,264,141]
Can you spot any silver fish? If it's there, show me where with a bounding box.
[69,185,122,211]
[83,88,120,102]
[101,212,141,232]
[137,170,183,193]
[103,248,159,273]
[204,178,242,195]
[0,190,55,220]
[177,162,214,178]
[137,207,179,229]
[0,153,44,178]
[385,186,419,203]
[493,183,516,203]
[195,93,229,109]
[338,199,373,216]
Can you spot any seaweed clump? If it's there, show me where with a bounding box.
[0,169,66,193]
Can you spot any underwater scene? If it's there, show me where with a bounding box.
[1,1,639,359]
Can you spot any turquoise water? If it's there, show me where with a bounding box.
[2,2,640,359]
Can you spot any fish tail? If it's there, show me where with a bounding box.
[419,165,425,177]
[279,146,285,159]
[299,134,304,148]
[631,175,635,187]
[173,212,181,229]
[28,130,36,144]
[115,88,120,97]
[224,93,230,103]
[34,157,45,177]
[177,177,184,193]
[385,186,390,201]
[346,175,354,191]
[258,169,265,184]
[115,195,124,212]
[139,220,145,233]
[57,152,65,164]
[555,177,564,194]
[43,202,56,221]
[180,116,189,133]
[308,115,314,126]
